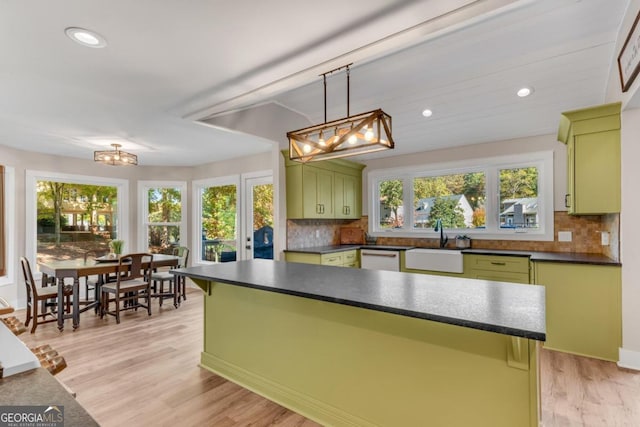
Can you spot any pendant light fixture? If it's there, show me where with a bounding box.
[94,143,138,166]
[288,64,394,163]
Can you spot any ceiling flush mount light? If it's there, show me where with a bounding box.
[422,109,433,117]
[65,27,107,48]
[288,64,394,163]
[517,87,533,97]
[94,143,138,166]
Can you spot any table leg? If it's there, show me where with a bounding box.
[72,278,80,330]
[57,278,64,332]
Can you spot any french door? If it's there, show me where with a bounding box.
[242,173,274,261]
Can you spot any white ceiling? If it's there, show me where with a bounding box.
[0,0,632,166]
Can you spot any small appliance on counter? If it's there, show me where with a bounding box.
[340,227,364,245]
[455,235,471,249]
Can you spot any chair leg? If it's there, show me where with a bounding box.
[31,300,38,333]
[25,300,32,327]
[115,294,120,324]
[147,289,152,316]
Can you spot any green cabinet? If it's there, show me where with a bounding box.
[284,153,364,220]
[284,250,360,268]
[302,166,334,218]
[533,262,621,362]
[558,102,621,214]
[464,254,530,284]
[334,172,359,219]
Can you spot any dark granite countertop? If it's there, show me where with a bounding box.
[0,368,99,426]
[461,249,620,266]
[174,259,545,341]
[284,244,415,254]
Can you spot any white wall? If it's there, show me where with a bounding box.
[603,0,640,369]
[619,108,640,368]
[361,133,566,214]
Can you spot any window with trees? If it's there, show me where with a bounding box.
[140,182,187,254]
[370,152,553,240]
[36,181,119,263]
[194,177,239,263]
[25,171,128,267]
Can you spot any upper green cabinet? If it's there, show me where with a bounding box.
[284,153,364,219]
[558,102,621,215]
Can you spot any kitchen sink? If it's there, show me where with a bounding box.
[405,248,464,273]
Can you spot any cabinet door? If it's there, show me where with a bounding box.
[573,130,620,214]
[334,173,358,219]
[535,262,621,362]
[302,167,334,218]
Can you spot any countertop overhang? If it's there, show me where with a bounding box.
[173,259,546,341]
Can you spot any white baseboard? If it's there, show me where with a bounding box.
[617,348,640,371]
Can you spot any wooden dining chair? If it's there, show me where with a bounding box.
[100,253,153,324]
[20,257,72,333]
[151,246,189,308]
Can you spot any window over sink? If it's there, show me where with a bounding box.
[369,151,553,241]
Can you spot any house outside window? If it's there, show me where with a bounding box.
[369,152,553,241]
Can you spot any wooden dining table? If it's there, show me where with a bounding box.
[38,254,179,331]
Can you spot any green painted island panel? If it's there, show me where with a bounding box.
[534,262,621,361]
[194,279,539,427]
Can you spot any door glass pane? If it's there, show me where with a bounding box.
[378,179,404,228]
[499,167,539,229]
[252,183,273,260]
[201,184,237,262]
[36,181,118,263]
[413,172,486,229]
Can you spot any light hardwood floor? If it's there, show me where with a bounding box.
[14,288,640,427]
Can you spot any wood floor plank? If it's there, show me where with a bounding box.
[13,287,640,426]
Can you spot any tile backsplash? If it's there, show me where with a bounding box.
[287,212,620,260]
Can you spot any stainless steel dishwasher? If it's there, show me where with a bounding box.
[360,249,400,271]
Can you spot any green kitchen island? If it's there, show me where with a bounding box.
[173,259,545,427]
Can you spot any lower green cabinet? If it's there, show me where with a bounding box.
[464,254,530,284]
[285,250,360,268]
[533,262,621,362]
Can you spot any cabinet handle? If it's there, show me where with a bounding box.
[490,261,506,266]
[347,206,350,215]
[321,204,325,214]
[317,204,321,214]
[564,194,570,208]
[362,252,397,258]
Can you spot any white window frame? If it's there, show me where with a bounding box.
[0,167,15,287]
[192,175,240,265]
[25,170,129,274]
[138,181,188,253]
[368,151,554,241]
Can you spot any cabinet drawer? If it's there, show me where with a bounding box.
[343,251,357,263]
[321,253,344,266]
[465,255,529,274]
[468,271,530,284]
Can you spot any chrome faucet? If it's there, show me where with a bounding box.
[434,219,448,248]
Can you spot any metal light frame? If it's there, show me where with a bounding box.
[94,143,138,166]
[288,64,394,163]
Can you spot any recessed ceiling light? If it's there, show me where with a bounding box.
[65,27,107,48]
[422,109,433,118]
[517,87,533,97]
